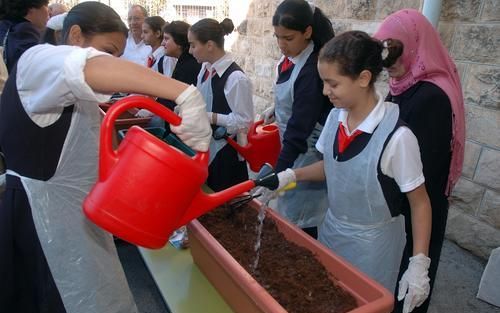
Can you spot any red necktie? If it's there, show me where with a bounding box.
[147,56,154,68]
[280,57,293,73]
[203,68,216,82]
[337,122,363,154]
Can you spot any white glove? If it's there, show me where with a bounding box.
[398,253,431,313]
[135,109,154,118]
[277,168,296,191]
[170,85,212,152]
[254,168,296,202]
[262,106,275,124]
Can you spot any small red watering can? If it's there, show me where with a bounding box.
[213,120,281,172]
[83,96,279,249]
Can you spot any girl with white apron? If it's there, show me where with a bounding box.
[188,18,254,192]
[274,31,432,312]
[0,3,211,312]
[270,0,334,237]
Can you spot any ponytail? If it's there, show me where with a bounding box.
[272,0,334,52]
[310,6,335,52]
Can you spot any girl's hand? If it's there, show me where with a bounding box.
[398,253,431,313]
[170,85,212,152]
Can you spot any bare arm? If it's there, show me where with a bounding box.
[83,55,189,100]
[406,184,432,256]
[294,160,326,182]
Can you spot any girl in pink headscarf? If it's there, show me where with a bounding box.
[374,8,465,313]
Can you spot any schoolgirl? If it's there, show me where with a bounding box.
[0,2,211,312]
[142,16,176,75]
[158,20,201,111]
[374,9,465,313]
[136,15,177,120]
[188,18,254,191]
[265,0,334,238]
[272,31,432,311]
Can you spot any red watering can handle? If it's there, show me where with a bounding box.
[248,119,264,137]
[100,95,182,180]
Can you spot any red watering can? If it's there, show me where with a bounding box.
[213,120,281,172]
[83,96,279,249]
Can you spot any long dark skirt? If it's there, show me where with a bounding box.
[206,144,249,192]
[0,175,66,313]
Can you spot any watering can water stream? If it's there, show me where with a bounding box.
[83,96,279,249]
[213,120,281,172]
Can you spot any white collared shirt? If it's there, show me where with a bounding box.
[316,91,425,193]
[148,46,177,77]
[16,44,111,127]
[121,33,151,66]
[197,53,254,134]
[274,41,314,77]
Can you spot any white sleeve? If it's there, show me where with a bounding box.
[316,109,337,154]
[216,71,254,134]
[17,44,111,119]
[380,126,425,193]
[162,56,177,77]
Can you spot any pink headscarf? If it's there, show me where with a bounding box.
[374,9,465,196]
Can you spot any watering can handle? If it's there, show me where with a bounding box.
[100,95,182,180]
[248,119,264,137]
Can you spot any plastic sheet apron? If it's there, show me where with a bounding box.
[7,100,137,313]
[198,68,226,164]
[318,103,406,291]
[274,44,328,229]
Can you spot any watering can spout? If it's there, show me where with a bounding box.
[176,180,256,227]
[176,163,280,228]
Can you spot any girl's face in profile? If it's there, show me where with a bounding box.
[318,60,361,110]
[141,23,160,46]
[162,33,182,58]
[273,25,312,58]
[83,32,126,57]
[187,31,210,63]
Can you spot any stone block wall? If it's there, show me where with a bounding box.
[228,0,499,260]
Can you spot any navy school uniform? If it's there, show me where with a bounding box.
[197,54,253,192]
[157,51,201,111]
[0,45,137,313]
[317,95,425,291]
[0,18,41,73]
[274,42,331,234]
[387,81,452,313]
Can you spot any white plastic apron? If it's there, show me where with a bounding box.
[8,100,137,313]
[274,43,328,228]
[318,103,405,291]
[198,67,226,164]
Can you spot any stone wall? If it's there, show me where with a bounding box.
[228,0,500,260]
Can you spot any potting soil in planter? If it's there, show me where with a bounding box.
[198,204,357,313]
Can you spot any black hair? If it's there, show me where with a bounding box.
[144,16,166,40]
[272,0,334,52]
[380,38,404,68]
[0,0,49,20]
[319,31,386,86]
[163,20,190,52]
[62,2,128,43]
[189,18,234,49]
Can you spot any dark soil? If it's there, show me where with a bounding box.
[198,204,358,313]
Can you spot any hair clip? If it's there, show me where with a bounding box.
[381,40,389,60]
